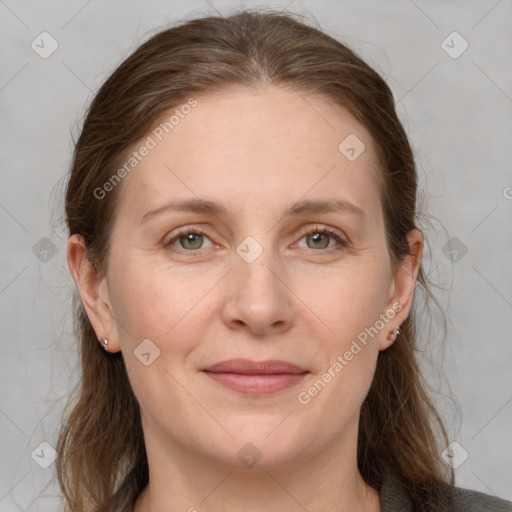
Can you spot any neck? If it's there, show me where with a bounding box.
[134,420,381,512]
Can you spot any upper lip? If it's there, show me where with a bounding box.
[202,359,308,375]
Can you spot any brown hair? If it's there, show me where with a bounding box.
[57,8,454,511]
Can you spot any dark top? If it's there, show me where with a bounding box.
[380,471,512,511]
[114,470,512,511]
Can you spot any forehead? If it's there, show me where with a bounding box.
[116,86,383,227]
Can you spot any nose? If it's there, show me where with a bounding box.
[221,252,294,337]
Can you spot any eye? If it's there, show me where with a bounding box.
[164,225,348,256]
[165,228,215,253]
[294,225,348,252]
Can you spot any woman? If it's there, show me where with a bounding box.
[57,9,512,512]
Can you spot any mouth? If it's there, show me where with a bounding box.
[201,359,309,395]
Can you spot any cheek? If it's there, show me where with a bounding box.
[109,259,218,424]
[109,256,220,346]
[292,256,389,347]
[290,256,388,411]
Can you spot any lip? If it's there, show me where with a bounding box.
[203,358,307,374]
[201,359,309,395]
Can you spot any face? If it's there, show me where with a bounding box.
[71,85,422,471]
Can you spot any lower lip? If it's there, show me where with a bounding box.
[202,371,308,395]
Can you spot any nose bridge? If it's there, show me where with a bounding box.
[235,240,283,304]
[223,236,293,334]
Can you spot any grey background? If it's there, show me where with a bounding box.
[1,0,511,509]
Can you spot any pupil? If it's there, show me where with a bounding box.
[182,233,202,249]
[309,232,328,249]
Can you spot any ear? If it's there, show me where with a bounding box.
[378,228,423,351]
[67,234,121,353]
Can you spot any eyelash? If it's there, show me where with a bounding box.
[164,225,348,256]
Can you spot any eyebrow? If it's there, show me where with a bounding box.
[139,197,368,226]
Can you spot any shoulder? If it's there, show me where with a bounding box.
[449,485,512,511]
[380,470,512,512]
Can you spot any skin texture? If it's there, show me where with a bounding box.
[68,86,423,512]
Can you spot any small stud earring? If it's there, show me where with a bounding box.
[100,337,109,352]
[387,326,401,342]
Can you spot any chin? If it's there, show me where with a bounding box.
[216,417,310,469]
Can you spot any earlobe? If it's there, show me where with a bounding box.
[67,234,121,353]
[379,323,402,351]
